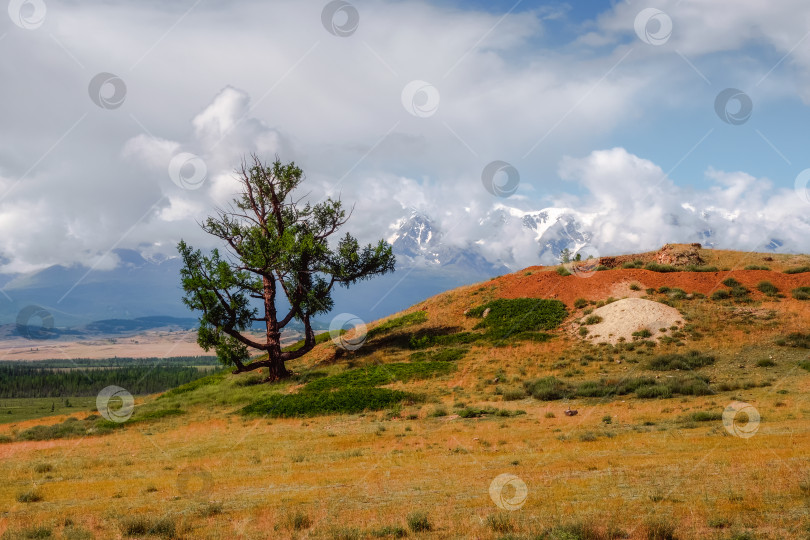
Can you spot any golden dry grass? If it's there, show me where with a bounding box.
[1,252,809,539]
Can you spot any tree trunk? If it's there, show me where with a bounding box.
[264,351,290,381]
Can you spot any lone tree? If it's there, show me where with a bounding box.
[178,155,395,380]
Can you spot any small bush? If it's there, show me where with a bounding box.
[682,411,722,422]
[500,388,527,401]
[757,281,779,295]
[524,376,570,400]
[711,290,731,300]
[121,516,176,538]
[792,286,810,300]
[240,388,419,417]
[784,266,810,274]
[368,311,428,338]
[645,518,677,540]
[648,350,715,371]
[407,512,432,532]
[370,525,408,538]
[16,490,43,503]
[722,277,741,288]
[556,266,572,276]
[757,358,776,367]
[779,332,810,349]
[574,298,588,309]
[629,283,641,291]
[19,526,53,539]
[583,315,603,325]
[646,263,678,273]
[633,329,653,339]
[745,264,770,270]
[685,265,719,272]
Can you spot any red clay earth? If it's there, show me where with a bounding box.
[492,268,810,307]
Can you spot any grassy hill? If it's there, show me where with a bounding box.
[1,245,810,539]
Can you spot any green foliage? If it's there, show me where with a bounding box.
[645,263,678,273]
[467,298,568,339]
[408,331,481,349]
[282,330,333,352]
[16,490,43,503]
[121,516,176,538]
[745,265,770,270]
[302,362,455,393]
[368,311,428,339]
[757,281,779,295]
[784,266,810,274]
[778,332,810,349]
[632,329,653,339]
[240,388,417,417]
[0,363,216,399]
[178,156,395,372]
[684,265,719,272]
[711,290,731,300]
[792,286,810,300]
[456,406,525,418]
[556,266,572,276]
[583,315,603,325]
[573,298,588,309]
[722,277,741,287]
[623,260,645,269]
[408,348,466,362]
[757,358,776,367]
[647,350,715,371]
[524,375,713,400]
[159,371,227,399]
[681,411,722,422]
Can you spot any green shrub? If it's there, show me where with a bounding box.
[408,348,466,362]
[757,281,779,295]
[757,358,776,367]
[682,411,722,422]
[784,266,810,274]
[711,290,731,300]
[121,516,176,538]
[467,298,567,339]
[556,266,572,276]
[524,376,571,400]
[745,264,770,270]
[685,265,719,272]
[574,298,588,309]
[407,512,432,532]
[303,362,454,393]
[370,525,408,538]
[648,350,715,371]
[645,518,677,540]
[583,315,603,325]
[779,332,810,349]
[632,329,653,339]
[792,286,810,300]
[500,388,527,401]
[19,526,53,539]
[623,260,644,269]
[289,512,312,530]
[16,490,43,503]
[240,388,419,417]
[645,263,678,273]
[629,283,641,291]
[368,311,428,338]
[722,277,741,288]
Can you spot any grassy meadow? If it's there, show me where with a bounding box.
[1,248,810,539]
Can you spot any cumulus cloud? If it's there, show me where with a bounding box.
[0,0,809,276]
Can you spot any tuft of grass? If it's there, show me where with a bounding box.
[645,263,678,273]
[524,374,713,401]
[368,311,428,339]
[556,266,572,276]
[784,266,810,274]
[289,511,312,530]
[370,525,408,538]
[778,332,810,349]
[583,315,603,325]
[645,519,677,540]
[16,489,43,503]
[647,350,715,371]
[574,298,588,309]
[792,286,810,300]
[681,411,722,422]
[633,329,653,339]
[406,512,432,532]
[745,264,770,270]
[19,526,53,539]
[722,277,741,288]
[757,281,779,296]
[409,348,466,362]
[486,512,514,533]
[756,358,776,368]
[711,290,731,301]
[121,516,176,538]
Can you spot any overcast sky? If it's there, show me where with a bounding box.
[1,0,810,274]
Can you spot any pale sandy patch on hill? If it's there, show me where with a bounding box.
[577,298,684,344]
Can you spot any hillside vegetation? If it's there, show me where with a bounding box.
[1,245,810,539]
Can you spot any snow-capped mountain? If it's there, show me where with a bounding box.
[387,211,510,276]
